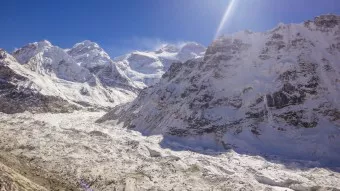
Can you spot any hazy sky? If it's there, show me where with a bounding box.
[1,0,339,57]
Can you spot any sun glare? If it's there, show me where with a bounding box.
[214,0,238,39]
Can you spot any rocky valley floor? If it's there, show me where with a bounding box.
[0,111,339,191]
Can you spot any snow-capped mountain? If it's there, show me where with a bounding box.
[67,40,112,73]
[0,49,80,113]
[13,40,93,83]
[67,40,138,90]
[1,39,205,113]
[99,15,340,165]
[114,42,206,88]
[0,41,138,112]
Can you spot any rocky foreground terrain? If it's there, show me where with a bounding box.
[0,111,339,191]
[0,15,340,190]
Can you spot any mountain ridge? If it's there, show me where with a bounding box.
[0,39,206,113]
[99,14,340,165]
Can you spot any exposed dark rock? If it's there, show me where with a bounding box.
[167,127,189,137]
[146,147,162,157]
[265,40,286,51]
[126,140,139,149]
[242,87,253,94]
[298,61,317,74]
[282,83,296,94]
[246,110,266,120]
[0,49,7,59]
[212,97,229,106]
[259,54,271,60]
[162,62,183,80]
[266,88,305,109]
[0,62,79,114]
[276,110,318,128]
[80,87,89,95]
[251,126,261,136]
[272,33,283,40]
[314,15,339,28]
[279,70,298,82]
[88,131,111,139]
[0,88,79,114]
[204,38,250,63]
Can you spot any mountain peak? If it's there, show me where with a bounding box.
[313,14,340,27]
[68,40,107,58]
[71,40,103,51]
[12,40,54,64]
[0,48,9,60]
[155,44,179,53]
[29,40,53,50]
[76,40,99,47]
[155,42,206,55]
[67,40,113,73]
[36,40,52,47]
[179,42,206,52]
[177,42,206,61]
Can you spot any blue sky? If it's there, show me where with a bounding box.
[1,0,339,57]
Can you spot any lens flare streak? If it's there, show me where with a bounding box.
[214,0,237,39]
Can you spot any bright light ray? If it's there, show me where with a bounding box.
[214,0,237,39]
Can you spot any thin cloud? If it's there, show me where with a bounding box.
[103,36,187,58]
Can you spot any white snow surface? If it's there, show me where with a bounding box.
[5,49,136,108]
[8,40,205,107]
[1,14,340,190]
[67,40,112,71]
[0,111,339,190]
[102,15,340,165]
[114,42,206,88]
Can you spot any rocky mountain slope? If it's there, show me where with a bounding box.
[0,49,80,114]
[100,15,340,165]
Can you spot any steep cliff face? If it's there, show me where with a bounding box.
[100,15,340,165]
[0,49,79,114]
